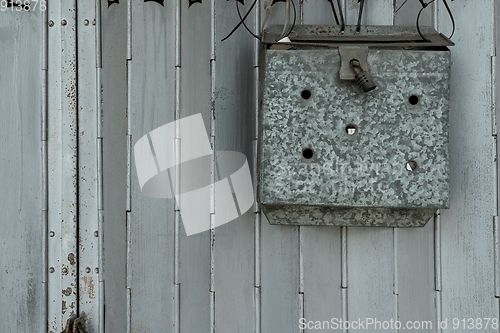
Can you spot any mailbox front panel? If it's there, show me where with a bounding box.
[259,48,450,226]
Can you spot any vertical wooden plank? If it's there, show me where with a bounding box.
[258,3,301,333]
[301,227,343,331]
[303,0,336,25]
[393,3,438,330]
[345,1,395,330]
[0,7,43,333]
[343,10,398,331]
[395,0,434,27]
[213,1,256,332]
[101,1,128,332]
[261,214,301,332]
[47,0,79,330]
[299,5,344,332]
[177,1,212,332]
[439,1,499,329]
[347,228,395,331]
[345,0,393,27]
[396,220,436,329]
[128,1,176,332]
[77,0,100,330]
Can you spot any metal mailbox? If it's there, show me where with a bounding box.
[258,25,453,227]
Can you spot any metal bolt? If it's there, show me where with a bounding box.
[48,20,54,27]
[61,19,67,26]
[49,231,55,237]
[346,124,357,136]
[92,19,96,26]
[84,19,89,26]
[406,160,418,172]
[94,231,98,237]
[95,268,99,274]
[62,267,68,274]
[49,267,55,273]
[85,267,91,273]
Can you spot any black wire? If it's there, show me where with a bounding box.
[236,0,261,40]
[283,0,296,39]
[356,0,364,33]
[416,0,435,42]
[442,0,455,39]
[336,0,345,31]
[327,0,340,25]
[222,0,258,42]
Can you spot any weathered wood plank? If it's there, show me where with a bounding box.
[299,4,344,331]
[101,0,129,332]
[396,219,436,330]
[344,2,395,330]
[261,214,301,332]
[438,1,499,329]
[213,1,256,332]
[395,0,434,27]
[176,1,212,332]
[128,1,176,332]
[0,9,43,333]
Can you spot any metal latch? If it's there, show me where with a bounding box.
[339,46,376,92]
[62,313,87,333]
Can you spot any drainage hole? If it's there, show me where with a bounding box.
[301,90,312,100]
[406,160,418,172]
[346,124,358,135]
[302,148,314,160]
[409,95,419,105]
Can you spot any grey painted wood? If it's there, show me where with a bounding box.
[101,1,129,332]
[438,0,499,329]
[47,1,79,330]
[177,1,212,332]
[258,4,302,333]
[0,8,43,333]
[343,2,396,331]
[301,227,343,331]
[261,214,301,332]
[77,0,100,330]
[395,0,434,27]
[347,228,396,332]
[393,3,438,331]
[396,219,436,329]
[127,1,176,332]
[300,3,344,332]
[213,1,256,332]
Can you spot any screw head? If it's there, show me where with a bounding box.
[49,231,55,237]
[48,20,54,27]
[95,268,99,274]
[406,160,418,172]
[61,267,68,274]
[61,19,67,26]
[49,267,55,273]
[94,231,98,237]
[84,19,89,26]
[85,267,91,274]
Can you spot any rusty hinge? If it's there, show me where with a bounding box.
[62,313,87,333]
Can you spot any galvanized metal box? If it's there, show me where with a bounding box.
[259,25,453,227]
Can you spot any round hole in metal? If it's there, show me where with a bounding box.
[302,148,314,160]
[301,90,312,100]
[409,95,419,105]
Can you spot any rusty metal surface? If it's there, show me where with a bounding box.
[259,39,451,226]
[262,24,455,47]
